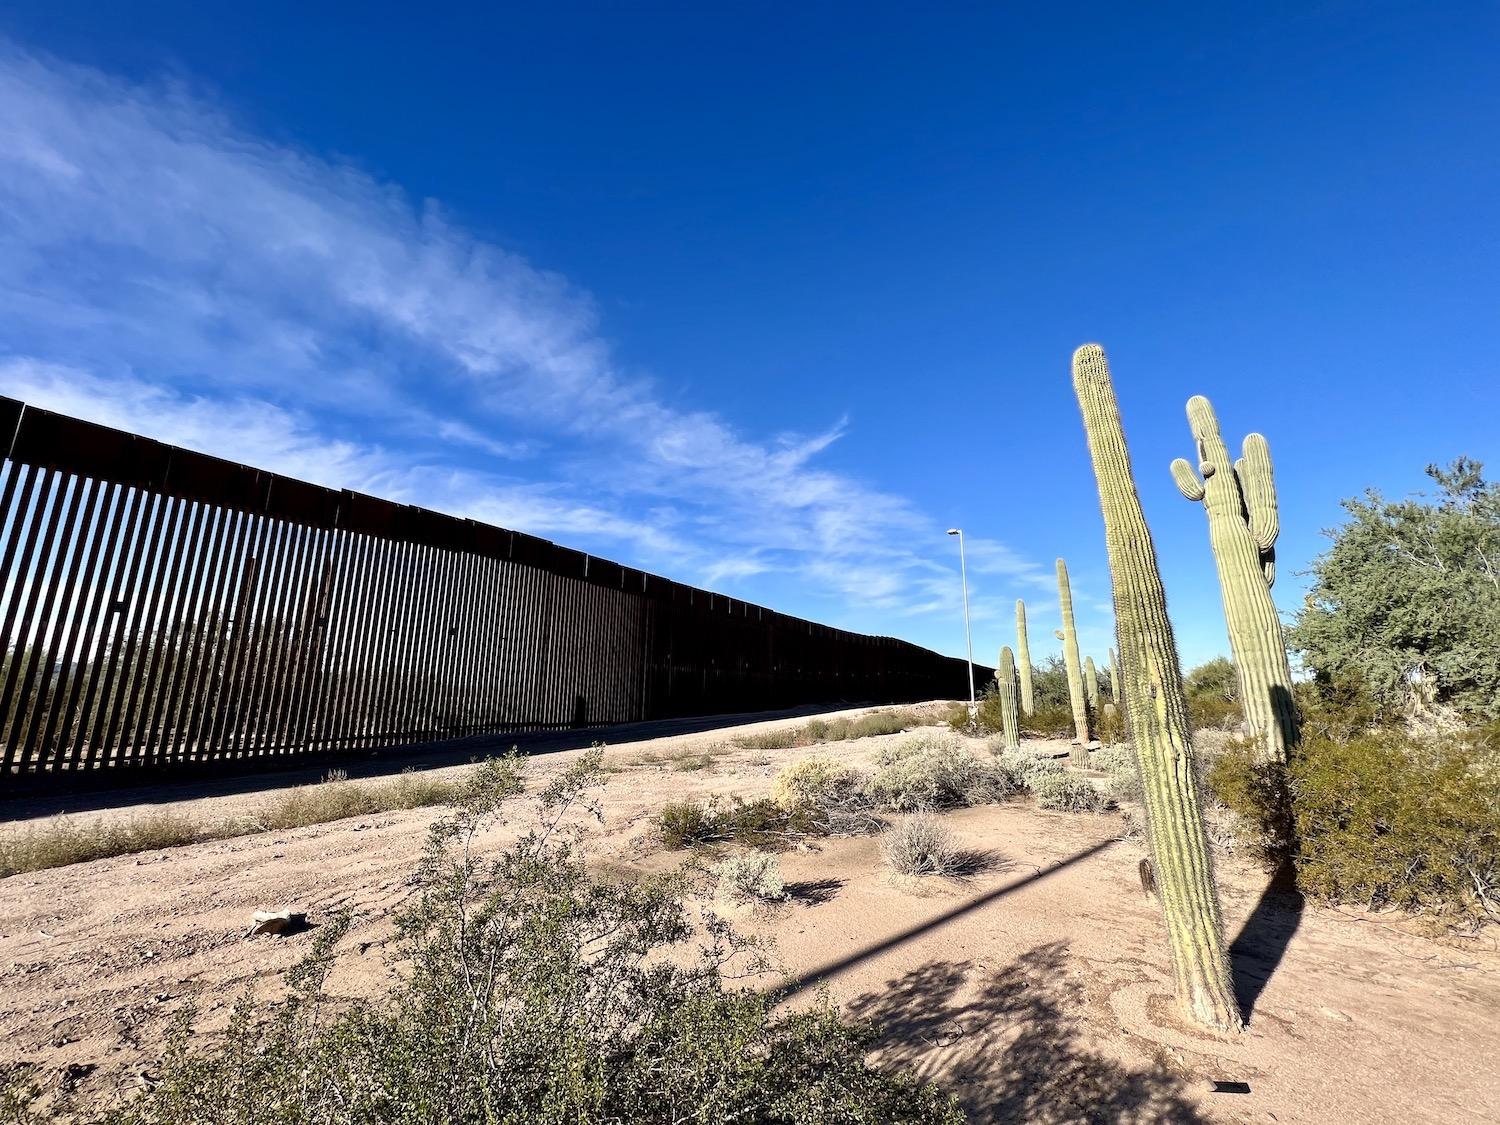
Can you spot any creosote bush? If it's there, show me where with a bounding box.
[81,750,962,1125]
[881,814,963,877]
[1031,773,1113,814]
[1020,702,1077,739]
[1209,727,1500,927]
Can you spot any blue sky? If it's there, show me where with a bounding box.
[0,2,1496,671]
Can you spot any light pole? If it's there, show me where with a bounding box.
[947,528,976,715]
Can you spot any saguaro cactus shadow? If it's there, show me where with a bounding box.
[847,944,1210,1123]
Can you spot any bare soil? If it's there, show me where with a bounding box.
[2,704,1497,1123]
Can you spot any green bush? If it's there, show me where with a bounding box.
[90,751,962,1124]
[1293,731,1497,926]
[1020,702,1077,739]
[1207,727,1500,927]
[1290,458,1500,721]
[1187,695,1245,733]
[1184,656,1238,703]
[868,734,1018,811]
[1095,704,1127,746]
[1031,773,1113,814]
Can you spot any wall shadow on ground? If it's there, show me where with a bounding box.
[847,943,1210,1123]
[2,700,882,819]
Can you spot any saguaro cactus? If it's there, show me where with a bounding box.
[1109,647,1122,706]
[1170,396,1298,763]
[1084,656,1100,709]
[1072,343,1242,1033]
[1055,559,1093,747]
[1015,600,1035,716]
[997,645,1022,751]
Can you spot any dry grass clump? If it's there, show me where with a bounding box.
[732,709,936,751]
[0,764,484,879]
[713,851,788,904]
[881,814,963,877]
[0,811,202,878]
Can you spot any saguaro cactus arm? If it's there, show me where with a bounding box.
[1170,458,1206,501]
[1073,343,1242,1033]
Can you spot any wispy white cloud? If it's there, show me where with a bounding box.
[0,39,1070,651]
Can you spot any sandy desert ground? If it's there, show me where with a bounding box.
[2,703,1497,1123]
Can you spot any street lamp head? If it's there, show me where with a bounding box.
[946,528,960,536]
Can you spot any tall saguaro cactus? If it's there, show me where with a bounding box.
[1170,396,1298,763]
[1108,647,1122,706]
[997,645,1022,751]
[1055,559,1093,746]
[1015,600,1035,716]
[1072,343,1242,1033]
[1084,656,1100,709]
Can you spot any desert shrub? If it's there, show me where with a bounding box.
[1206,726,1500,927]
[1095,704,1127,746]
[732,709,929,752]
[940,701,974,731]
[1031,773,1113,814]
[1294,731,1496,925]
[1202,742,1291,856]
[770,755,858,811]
[769,755,882,836]
[658,800,718,849]
[1020,702,1076,739]
[1091,744,1142,803]
[1090,744,1135,776]
[1184,656,1239,704]
[0,761,495,879]
[100,750,961,1125]
[868,734,1018,811]
[882,814,963,877]
[657,796,817,850]
[850,710,912,738]
[1028,655,1073,708]
[1293,675,1382,740]
[714,852,788,905]
[990,747,1064,790]
[1187,695,1245,733]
